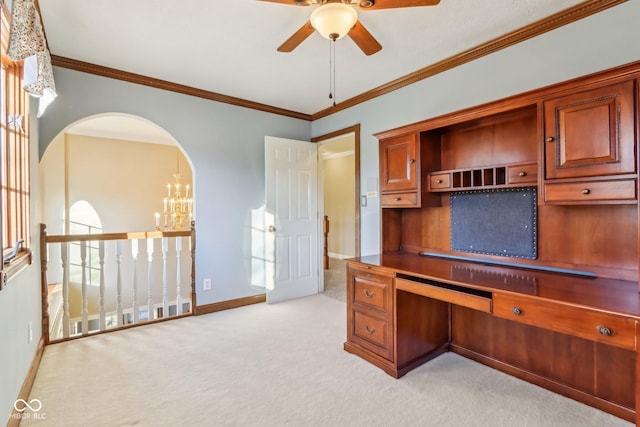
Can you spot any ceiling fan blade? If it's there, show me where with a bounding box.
[362,0,440,10]
[277,21,315,52]
[348,22,382,56]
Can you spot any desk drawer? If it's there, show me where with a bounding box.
[396,277,492,313]
[353,273,391,313]
[381,192,419,207]
[494,293,636,350]
[352,309,392,360]
[544,179,636,204]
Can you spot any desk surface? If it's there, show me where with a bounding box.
[348,253,640,318]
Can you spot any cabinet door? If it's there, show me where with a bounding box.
[544,80,636,179]
[380,133,418,192]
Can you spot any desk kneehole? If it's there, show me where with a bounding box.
[493,293,636,350]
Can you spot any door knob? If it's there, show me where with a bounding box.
[267,225,276,233]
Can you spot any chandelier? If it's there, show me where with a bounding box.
[155,153,193,231]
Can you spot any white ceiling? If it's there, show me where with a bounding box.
[38,0,589,118]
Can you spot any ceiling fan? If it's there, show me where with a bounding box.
[261,0,441,56]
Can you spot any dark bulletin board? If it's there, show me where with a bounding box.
[450,187,537,259]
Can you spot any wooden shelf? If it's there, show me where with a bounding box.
[429,162,537,192]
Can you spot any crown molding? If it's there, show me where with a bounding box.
[49,0,626,123]
[50,55,312,121]
[311,0,628,120]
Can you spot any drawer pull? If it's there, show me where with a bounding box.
[395,197,401,201]
[436,179,443,184]
[518,171,526,177]
[364,325,376,334]
[546,136,555,142]
[409,159,415,164]
[511,307,522,316]
[598,326,612,336]
[363,289,376,298]
[582,188,591,195]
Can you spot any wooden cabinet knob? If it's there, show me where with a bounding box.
[546,136,555,142]
[409,159,415,164]
[518,171,526,177]
[511,307,522,316]
[598,325,612,336]
[395,197,401,201]
[582,188,591,195]
[436,179,443,184]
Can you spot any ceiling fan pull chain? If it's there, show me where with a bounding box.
[329,37,336,107]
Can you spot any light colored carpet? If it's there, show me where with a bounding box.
[323,257,346,302]
[22,294,631,427]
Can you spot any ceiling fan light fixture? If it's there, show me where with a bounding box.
[310,3,358,40]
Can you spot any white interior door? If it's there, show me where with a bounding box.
[265,136,319,304]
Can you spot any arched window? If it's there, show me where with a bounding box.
[68,201,102,285]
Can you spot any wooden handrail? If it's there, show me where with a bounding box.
[45,229,191,243]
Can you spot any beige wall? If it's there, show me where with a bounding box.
[323,151,356,258]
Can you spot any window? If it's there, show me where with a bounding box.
[1,3,32,277]
[68,201,103,286]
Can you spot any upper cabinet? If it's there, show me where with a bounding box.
[379,133,421,208]
[544,79,636,179]
[380,133,419,192]
[543,79,637,204]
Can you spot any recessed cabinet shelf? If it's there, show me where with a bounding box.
[429,162,537,192]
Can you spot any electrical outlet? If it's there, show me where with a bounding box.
[203,278,212,291]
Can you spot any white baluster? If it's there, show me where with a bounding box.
[162,237,169,318]
[131,239,139,324]
[99,241,106,331]
[80,241,88,335]
[176,237,183,315]
[61,242,70,338]
[147,238,154,321]
[116,240,123,327]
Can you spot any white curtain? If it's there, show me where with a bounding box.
[7,0,57,117]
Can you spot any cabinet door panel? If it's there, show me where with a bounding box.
[544,80,636,179]
[380,133,418,192]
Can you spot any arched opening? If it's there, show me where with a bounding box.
[40,113,194,234]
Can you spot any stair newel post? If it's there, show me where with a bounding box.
[190,220,197,313]
[39,223,50,344]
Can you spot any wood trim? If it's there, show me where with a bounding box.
[374,60,640,140]
[312,124,362,257]
[195,294,266,316]
[7,337,45,427]
[311,0,628,120]
[47,1,626,122]
[49,55,312,121]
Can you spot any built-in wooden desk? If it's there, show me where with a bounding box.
[344,253,640,425]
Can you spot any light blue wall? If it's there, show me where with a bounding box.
[312,1,640,256]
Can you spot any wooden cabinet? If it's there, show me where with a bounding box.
[543,79,637,204]
[379,133,421,208]
[345,263,394,361]
[380,133,418,192]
